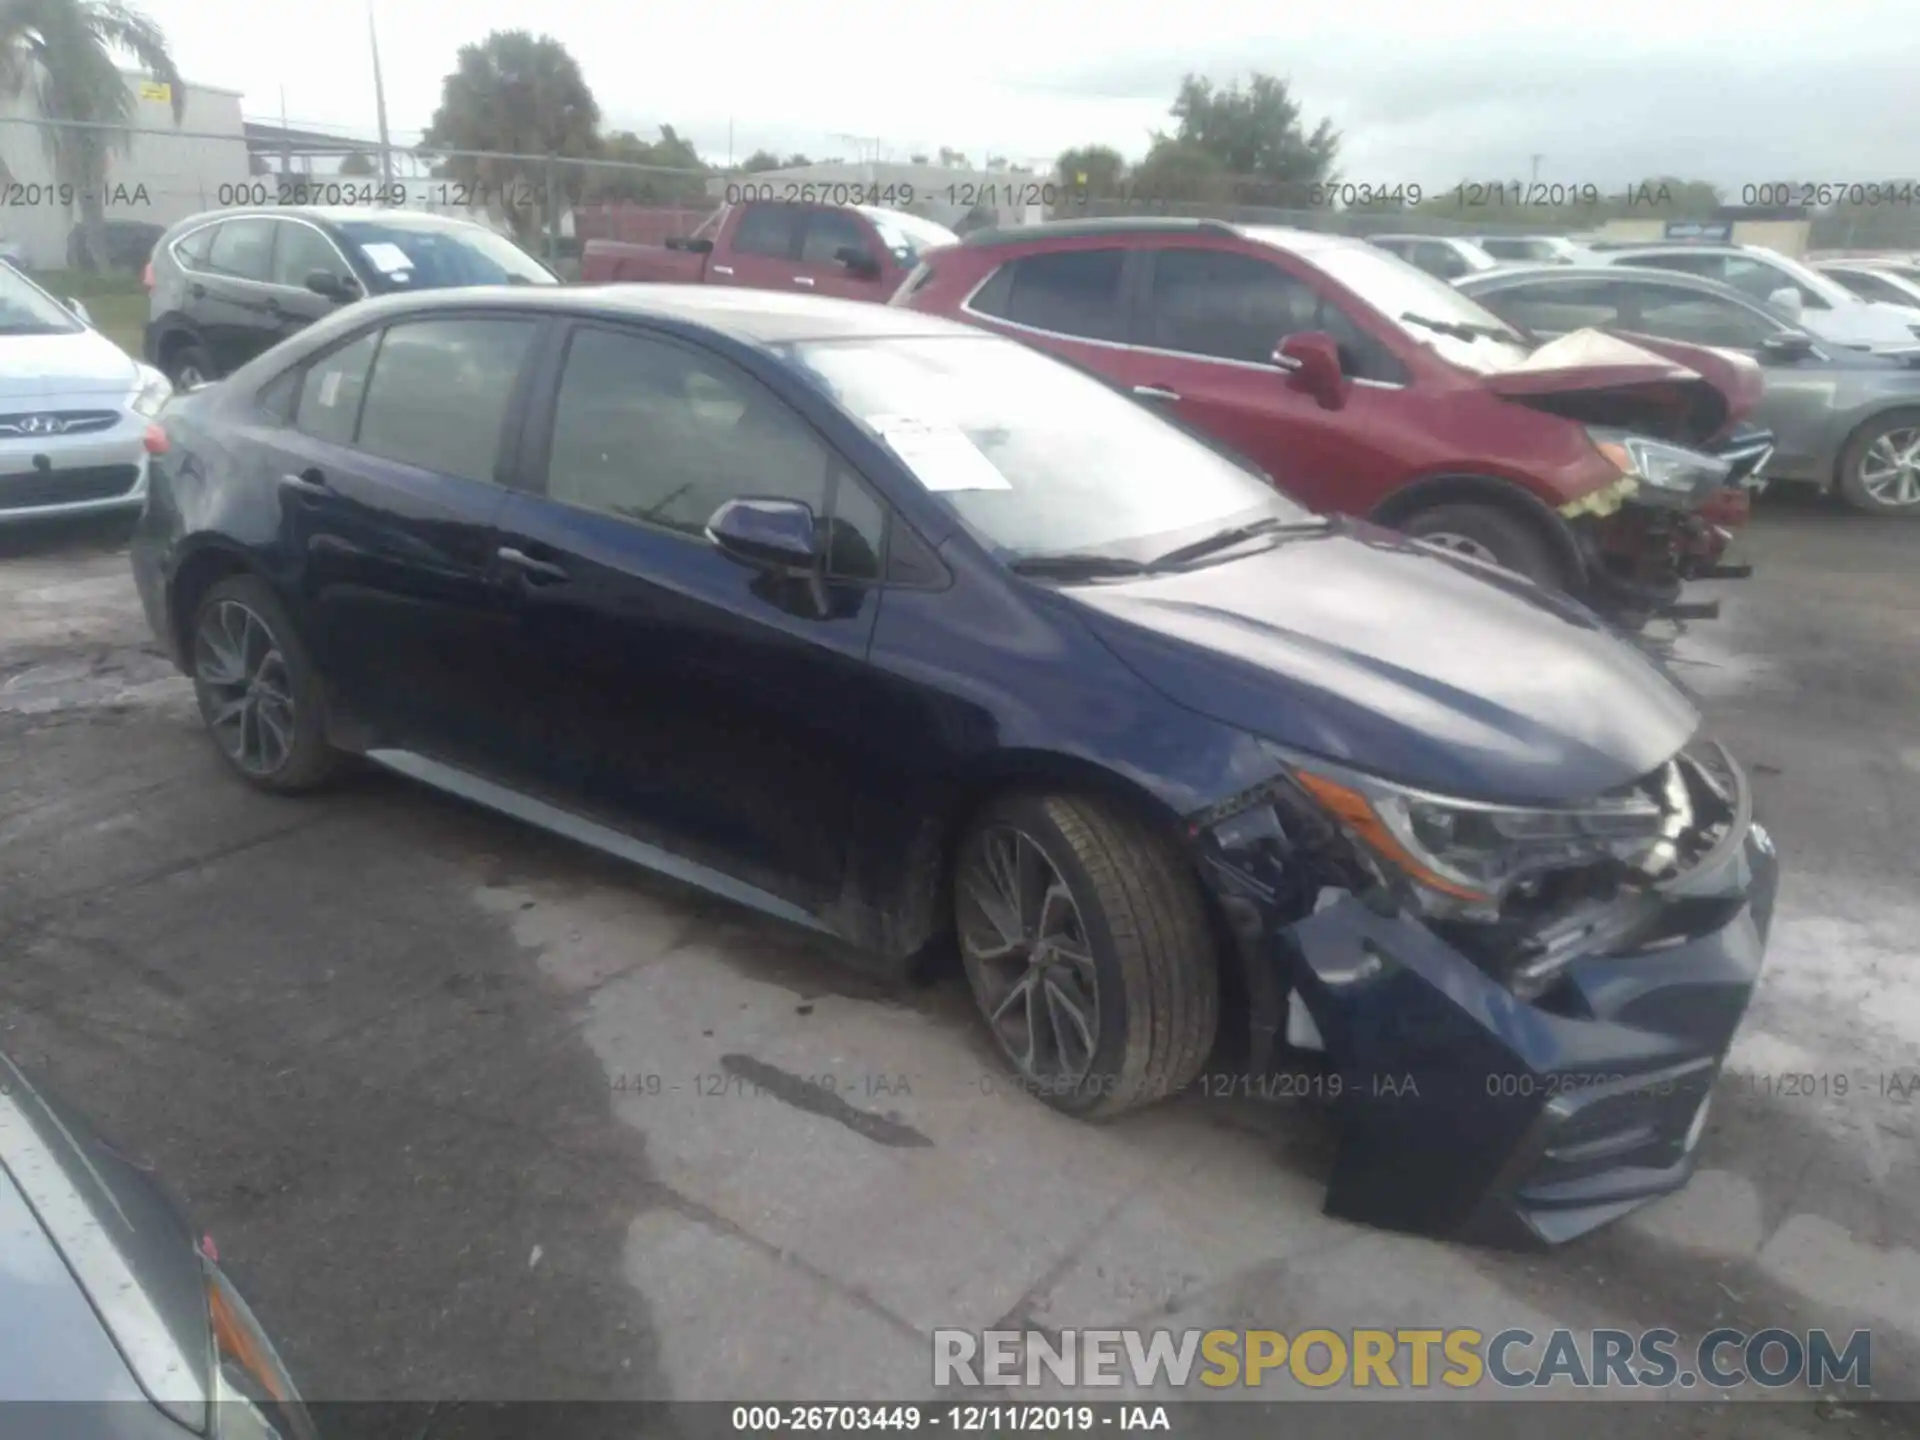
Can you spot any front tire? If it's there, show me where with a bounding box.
[189,575,340,792]
[1837,410,1920,516]
[954,793,1218,1118]
[1401,501,1564,588]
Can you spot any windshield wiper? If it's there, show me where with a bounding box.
[1401,311,1516,343]
[1151,515,1326,568]
[1008,552,1148,579]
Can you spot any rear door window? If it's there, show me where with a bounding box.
[294,332,380,444]
[970,248,1127,342]
[172,224,218,271]
[353,318,538,484]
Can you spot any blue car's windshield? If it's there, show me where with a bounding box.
[337,219,557,291]
[786,334,1311,561]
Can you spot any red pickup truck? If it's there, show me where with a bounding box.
[580,200,959,302]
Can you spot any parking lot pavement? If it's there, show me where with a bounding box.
[1,499,1915,1436]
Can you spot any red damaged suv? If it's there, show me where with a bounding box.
[893,219,1772,626]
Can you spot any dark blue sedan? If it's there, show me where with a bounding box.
[130,285,1777,1247]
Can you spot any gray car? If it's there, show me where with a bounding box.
[0,1050,317,1437]
[1457,263,1920,516]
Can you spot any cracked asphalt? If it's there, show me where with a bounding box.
[1,495,1915,1438]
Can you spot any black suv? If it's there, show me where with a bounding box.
[143,206,557,387]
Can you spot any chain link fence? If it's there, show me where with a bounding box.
[6,112,1919,281]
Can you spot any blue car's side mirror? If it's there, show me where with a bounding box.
[706,497,822,573]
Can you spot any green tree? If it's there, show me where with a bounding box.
[592,124,707,203]
[739,148,783,173]
[1054,142,1126,211]
[937,146,969,168]
[420,31,600,245]
[1130,136,1230,208]
[339,149,376,176]
[0,0,185,272]
[1165,72,1338,205]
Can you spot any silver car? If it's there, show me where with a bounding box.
[1469,235,1596,266]
[1817,257,1920,312]
[1364,234,1501,281]
[1,262,172,527]
[0,1051,317,1436]
[1589,243,1920,357]
[1457,263,1920,515]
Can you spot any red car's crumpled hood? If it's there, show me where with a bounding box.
[1480,328,1762,445]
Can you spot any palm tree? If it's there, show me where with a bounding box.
[0,0,185,271]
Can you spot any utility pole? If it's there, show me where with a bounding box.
[1530,153,1543,185]
[278,87,292,177]
[830,132,882,185]
[727,117,734,171]
[369,7,394,188]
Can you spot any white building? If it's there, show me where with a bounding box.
[0,70,251,269]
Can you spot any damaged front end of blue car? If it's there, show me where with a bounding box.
[1188,737,1778,1249]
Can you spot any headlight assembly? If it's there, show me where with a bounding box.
[1587,426,1731,502]
[1273,747,1671,922]
[206,1260,318,1440]
[129,362,174,419]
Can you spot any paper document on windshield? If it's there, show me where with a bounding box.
[868,415,1011,492]
[358,242,415,275]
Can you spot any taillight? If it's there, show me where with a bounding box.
[144,423,169,455]
[142,259,155,290]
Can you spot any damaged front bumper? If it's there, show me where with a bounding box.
[1200,747,1778,1249]
[1559,426,1773,624]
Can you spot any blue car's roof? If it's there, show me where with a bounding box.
[330,283,976,348]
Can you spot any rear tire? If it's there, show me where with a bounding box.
[188,575,341,793]
[954,793,1218,1118]
[1836,410,1920,517]
[1401,501,1564,588]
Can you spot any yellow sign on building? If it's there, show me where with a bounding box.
[138,81,172,103]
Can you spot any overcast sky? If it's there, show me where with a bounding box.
[138,0,1916,190]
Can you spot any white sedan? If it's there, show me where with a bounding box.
[1,264,172,527]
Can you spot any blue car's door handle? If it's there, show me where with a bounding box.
[497,545,570,585]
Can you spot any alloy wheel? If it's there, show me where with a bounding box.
[957,825,1101,1088]
[175,362,207,389]
[193,599,296,777]
[1856,426,1920,508]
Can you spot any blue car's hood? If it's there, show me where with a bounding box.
[1061,523,1699,806]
